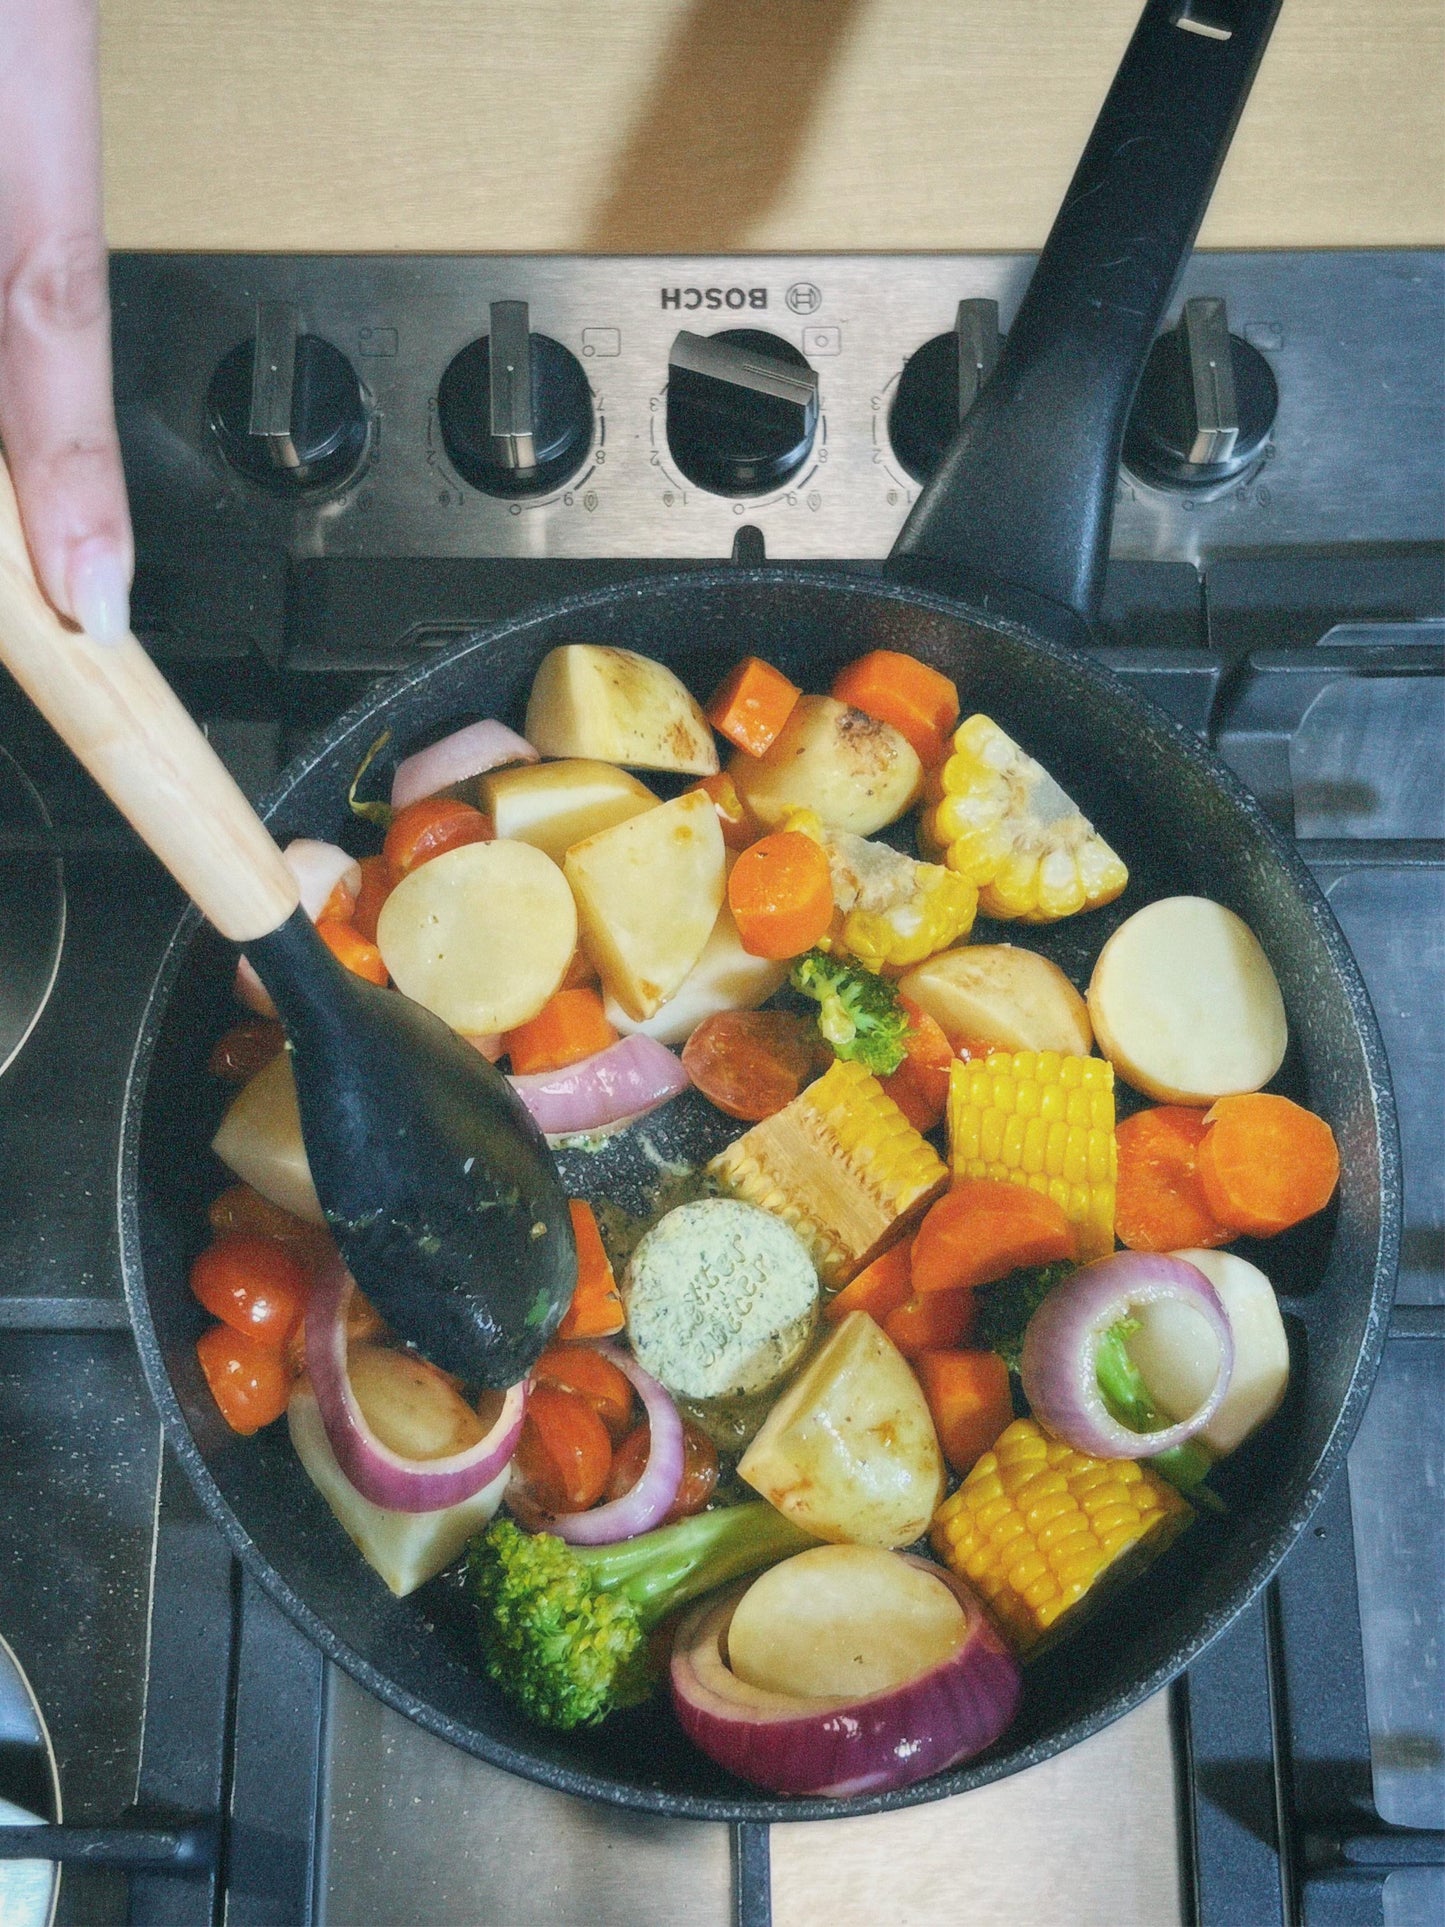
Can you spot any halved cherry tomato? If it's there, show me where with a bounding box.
[350,854,395,944]
[605,1419,719,1521]
[681,1009,827,1122]
[510,1385,612,1515]
[316,919,389,986]
[207,1184,335,1269]
[189,1234,309,1348]
[383,797,493,876]
[207,1020,286,1084]
[195,1323,294,1434]
[531,1343,635,1441]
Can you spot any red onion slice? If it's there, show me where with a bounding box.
[391,720,538,810]
[671,1558,1021,1798]
[1020,1252,1235,1460]
[237,839,363,1015]
[306,1254,527,1512]
[508,1034,689,1139]
[541,1344,685,1545]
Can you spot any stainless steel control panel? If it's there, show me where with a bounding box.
[112,252,1444,565]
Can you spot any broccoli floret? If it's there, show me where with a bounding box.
[466,1503,815,1730]
[789,949,911,1076]
[972,1262,1075,1371]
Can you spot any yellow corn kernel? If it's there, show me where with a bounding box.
[947,1050,1116,1257]
[710,1058,948,1286]
[932,1418,1191,1656]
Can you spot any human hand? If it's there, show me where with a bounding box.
[1,0,132,641]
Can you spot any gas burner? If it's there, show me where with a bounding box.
[0,748,64,1079]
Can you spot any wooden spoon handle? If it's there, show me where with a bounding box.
[0,458,298,942]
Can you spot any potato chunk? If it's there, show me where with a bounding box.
[479,758,657,862]
[728,695,922,836]
[376,839,577,1034]
[604,896,788,1045]
[899,944,1092,1056]
[1087,896,1287,1103]
[524,645,718,775]
[564,789,726,1020]
[212,1049,322,1224]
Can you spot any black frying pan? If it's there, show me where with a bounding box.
[119,0,1400,1820]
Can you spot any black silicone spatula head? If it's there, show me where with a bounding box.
[249,907,577,1386]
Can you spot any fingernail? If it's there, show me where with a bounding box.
[68,540,131,645]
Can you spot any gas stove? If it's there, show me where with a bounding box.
[0,250,1441,1927]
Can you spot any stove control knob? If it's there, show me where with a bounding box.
[209,303,369,493]
[1124,297,1277,490]
[887,299,1000,485]
[666,329,819,495]
[438,302,594,497]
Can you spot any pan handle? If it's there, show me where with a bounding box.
[0,458,300,940]
[888,0,1281,635]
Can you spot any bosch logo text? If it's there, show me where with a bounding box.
[659,287,768,311]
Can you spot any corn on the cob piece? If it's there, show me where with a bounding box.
[922,714,1128,922]
[931,1417,1191,1655]
[709,1057,948,1286]
[947,1050,1116,1258]
[781,812,978,971]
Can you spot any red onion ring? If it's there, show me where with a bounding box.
[391,720,538,810]
[306,1254,527,1512]
[508,1034,689,1139]
[1020,1252,1235,1459]
[537,1343,685,1545]
[671,1558,1021,1797]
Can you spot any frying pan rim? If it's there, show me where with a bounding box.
[118,565,1401,1822]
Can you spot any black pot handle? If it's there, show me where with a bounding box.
[888,0,1282,632]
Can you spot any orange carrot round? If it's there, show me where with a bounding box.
[884,1286,977,1357]
[727,831,835,959]
[824,1241,914,1325]
[505,987,617,1077]
[913,1349,1013,1476]
[880,997,954,1133]
[1197,1092,1341,1236]
[831,651,959,767]
[1115,1106,1235,1252]
[910,1178,1077,1295]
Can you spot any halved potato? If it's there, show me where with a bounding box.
[899,944,1092,1056]
[376,839,577,1034]
[729,695,923,836]
[1087,896,1287,1103]
[738,1310,944,1548]
[524,645,718,775]
[563,790,726,1021]
[479,758,658,862]
[212,1049,322,1224]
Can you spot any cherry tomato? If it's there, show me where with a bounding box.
[207,1184,336,1269]
[316,918,389,986]
[189,1234,309,1348]
[681,1009,827,1122]
[531,1344,635,1441]
[207,1020,286,1084]
[605,1419,719,1522]
[195,1323,294,1434]
[350,854,395,944]
[383,797,493,876]
[510,1385,612,1515]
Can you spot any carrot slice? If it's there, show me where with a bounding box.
[351,854,395,943]
[884,1286,977,1357]
[910,1177,1077,1295]
[831,651,960,768]
[556,1199,624,1340]
[727,831,835,960]
[706,657,801,758]
[505,987,618,1077]
[690,769,758,850]
[824,1241,914,1325]
[880,997,954,1134]
[316,919,389,986]
[913,1349,1014,1475]
[1115,1106,1234,1252]
[1197,1092,1341,1236]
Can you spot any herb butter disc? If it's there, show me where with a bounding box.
[623,1199,819,1404]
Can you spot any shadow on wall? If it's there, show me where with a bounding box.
[584,0,867,251]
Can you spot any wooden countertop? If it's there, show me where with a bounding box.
[100,0,1444,254]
